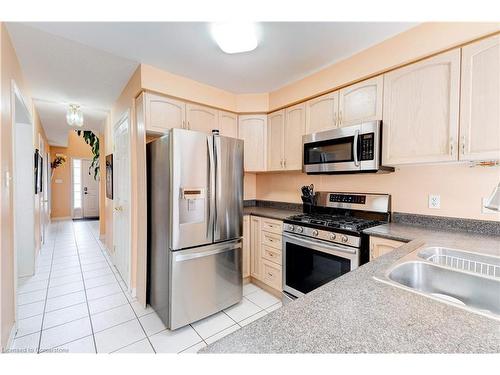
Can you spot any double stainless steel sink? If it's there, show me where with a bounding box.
[375,246,500,320]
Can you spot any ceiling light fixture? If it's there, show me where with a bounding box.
[66,104,84,127]
[211,22,258,54]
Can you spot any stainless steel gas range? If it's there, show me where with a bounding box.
[282,191,390,300]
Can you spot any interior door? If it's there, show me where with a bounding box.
[171,129,213,250]
[113,114,131,285]
[82,159,99,218]
[214,135,243,242]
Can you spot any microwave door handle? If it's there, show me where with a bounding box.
[353,130,360,167]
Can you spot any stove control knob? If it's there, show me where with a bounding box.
[341,235,348,243]
[330,233,337,241]
[296,226,303,233]
[287,224,294,232]
[312,229,319,237]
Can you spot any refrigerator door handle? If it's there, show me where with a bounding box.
[207,136,215,239]
[214,136,221,239]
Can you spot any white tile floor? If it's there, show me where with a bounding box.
[9,219,282,354]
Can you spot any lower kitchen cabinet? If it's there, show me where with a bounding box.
[370,236,405,260]
[250,216,262,279]
[242,215,251,278]
[245,215,283,292]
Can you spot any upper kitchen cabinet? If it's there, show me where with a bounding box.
[238,114,268,172]
[382,49,461,165]
[459,35,500,161]
[305,91,338,134]
[143,92,186,133]
[186,103,218,134]
[338,76,383,127]
[284,103,306,170]
[267,110,285,171]
[218,111,238,138]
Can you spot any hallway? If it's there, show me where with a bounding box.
[10,220,281,353]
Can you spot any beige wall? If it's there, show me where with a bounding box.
[256,164,500,221]
[269,22,500,110]
[0,22,36,349]
[50,131,95,218]
[244,173,257,200]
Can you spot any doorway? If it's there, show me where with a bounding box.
[72,158,99,219]
[113,112,131,289]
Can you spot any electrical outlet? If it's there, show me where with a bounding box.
[428,194,440,209]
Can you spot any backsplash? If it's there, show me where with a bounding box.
[252,163,500,222]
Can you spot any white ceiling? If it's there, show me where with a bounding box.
[6,22,417,145]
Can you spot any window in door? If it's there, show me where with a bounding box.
[72,159,83,218]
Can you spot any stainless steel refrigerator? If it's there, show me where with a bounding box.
[147,128,243,330]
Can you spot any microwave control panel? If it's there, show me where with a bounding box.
[360,133,374,160]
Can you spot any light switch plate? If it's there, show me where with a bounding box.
[55,179,63,184]
[428,194,440,209]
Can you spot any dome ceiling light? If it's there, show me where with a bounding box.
[211,22,258,54]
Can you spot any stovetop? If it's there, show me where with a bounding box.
[285,213,382,233]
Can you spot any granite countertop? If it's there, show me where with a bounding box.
[243,206,301,221]
[202,227,500,353]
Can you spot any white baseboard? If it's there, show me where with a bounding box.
[51,216,72,221]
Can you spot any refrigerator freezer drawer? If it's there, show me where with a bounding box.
[169,239,243,329]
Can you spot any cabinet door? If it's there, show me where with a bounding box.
[186,103,218,134]
[267,110,285,171]
[284,103,306,170]
[218,111,238,138]
[460,35,500,161]
[242,215,251,278]
[370,236,405,260]
[250,216,262,280]
[382,49,460,165]
[238,115,267,172]
[145,92,186,133]
[339,76,383,127]
[305,91,338,134]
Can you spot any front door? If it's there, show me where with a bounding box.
[82,159,99,218]
[113,114,131,287]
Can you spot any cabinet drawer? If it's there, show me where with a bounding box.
[260,218,282,234]
[261,259,282,291]
[261,231,282,250]
[262,245,282,265]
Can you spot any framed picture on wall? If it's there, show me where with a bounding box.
[106,154,113,200]
[39,154,43,193]
[34,149,40,194]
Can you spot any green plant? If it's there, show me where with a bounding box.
[75,130,100,179]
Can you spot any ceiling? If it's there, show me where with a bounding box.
[6,22,417,146]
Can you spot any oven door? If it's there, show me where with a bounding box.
[282,232,359,298]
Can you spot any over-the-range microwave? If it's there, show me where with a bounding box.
[302,120,394,174]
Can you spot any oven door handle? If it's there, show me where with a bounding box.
[282,232,358,256]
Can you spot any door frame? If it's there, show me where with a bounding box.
[10,79,34,329]
[112,110,132,290]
